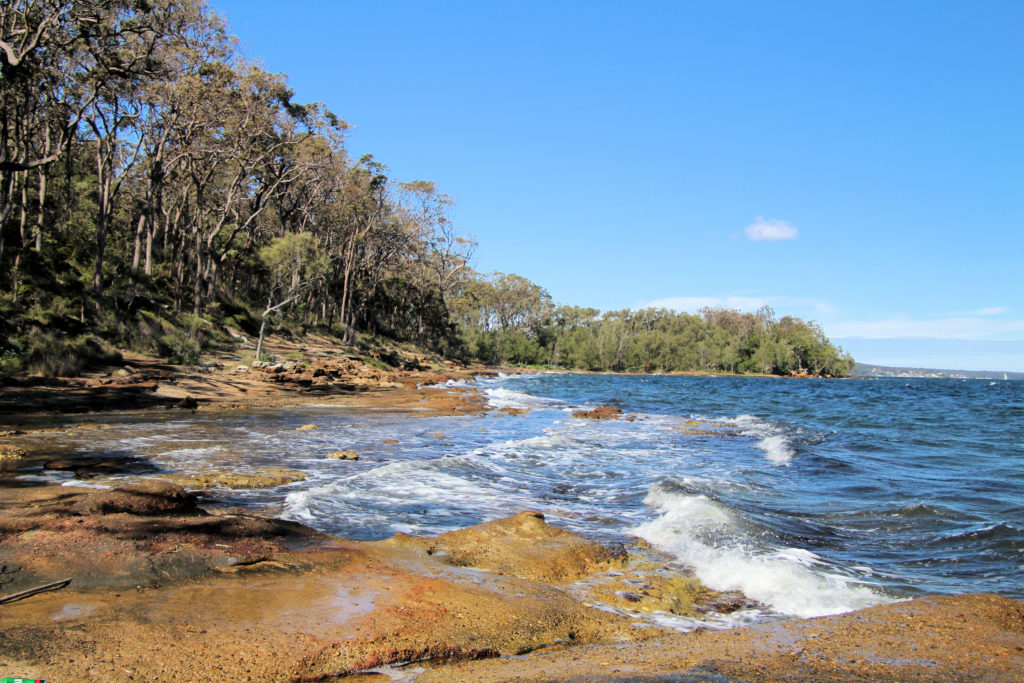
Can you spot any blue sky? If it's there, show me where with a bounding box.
[209,1,1024,371]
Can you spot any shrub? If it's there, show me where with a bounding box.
[159,329,202,365]
[21,332,122,377]
[0,350,23,376]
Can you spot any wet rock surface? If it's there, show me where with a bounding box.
[380,510,627,584]
[0,499,651,681]
[420,593,1024,682]
[0,480,1021,682]
[1,342,1022,681]
[571,405,623,420]
[325,450,359,460]
[0,482,328,594]
[143,467,310,490]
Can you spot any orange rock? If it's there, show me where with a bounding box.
[571,405,623,420]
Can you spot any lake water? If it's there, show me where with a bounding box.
[14,373,1024,626]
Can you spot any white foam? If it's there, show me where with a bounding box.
[281,457,529,529]
[419,377,475,390]
[757,435,795,464]
[720,414,796,465]
[645,607,765,632]
[725,414,766,429]
[483,387,562,410]
[632,486,888,619]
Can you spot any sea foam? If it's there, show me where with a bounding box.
[632,484,888,619]
[756,435,795,463]
[483,387,562,411]
[722,415,797,465]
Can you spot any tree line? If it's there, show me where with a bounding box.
[448,275,853,376]
[0,0,475,371]
[0,0,852,377]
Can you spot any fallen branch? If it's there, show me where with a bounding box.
[0,578,72,605]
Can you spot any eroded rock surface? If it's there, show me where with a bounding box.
[1,484,1021,683]
[0,482,326,593]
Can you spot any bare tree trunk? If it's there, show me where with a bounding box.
[34,168,46,251]
[339,262,353,344]
[255,296,272,361]
[193,230,203,316]
[131,213,146,274]
[206,258,218,299]
[94,206,107,312]
[18,170,27,244]
[10,174,25,298]
[144,223,154,275]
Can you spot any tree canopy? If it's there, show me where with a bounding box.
[0,0,852,378]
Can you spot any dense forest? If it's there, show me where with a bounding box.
[0,0,853,378]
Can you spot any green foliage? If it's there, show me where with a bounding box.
[0,351,23,376]
[259,233,327,292]
[451,280,854,376]
[18,332,123,377]
[161,333,202,365]
[155,314,208,365]
[0,1,853,379]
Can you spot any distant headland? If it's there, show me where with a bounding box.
[854,362,1024,380]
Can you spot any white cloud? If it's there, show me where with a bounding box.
[745,217,798,241]
[972,306,1010,316]
[827,316,1024,340]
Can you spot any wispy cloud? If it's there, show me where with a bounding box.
[971,306,1010,316]
[745,217,798,241]
[827,315,1024,339]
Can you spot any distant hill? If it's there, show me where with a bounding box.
[853,363,1024,380]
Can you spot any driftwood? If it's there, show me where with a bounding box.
[0,578,72,605]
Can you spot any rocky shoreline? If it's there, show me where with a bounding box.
[1,480,1021,682]
[1,344,1022,681]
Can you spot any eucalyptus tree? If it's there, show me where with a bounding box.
[324,155,389,343]
[72,0,203,311]
[397,180,475,308]
[254,231,326,359]
[0,1,87,275]
[129,0,229,282]
[260,109,348,326]
[171,61,314,315]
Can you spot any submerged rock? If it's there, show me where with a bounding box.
[497,407,530,417]
[296,423,318,431]
[326,450,359,460]
[673,418,724,436]
[146,467,308,490]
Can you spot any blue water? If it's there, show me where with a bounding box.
[11,373,1024,623]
